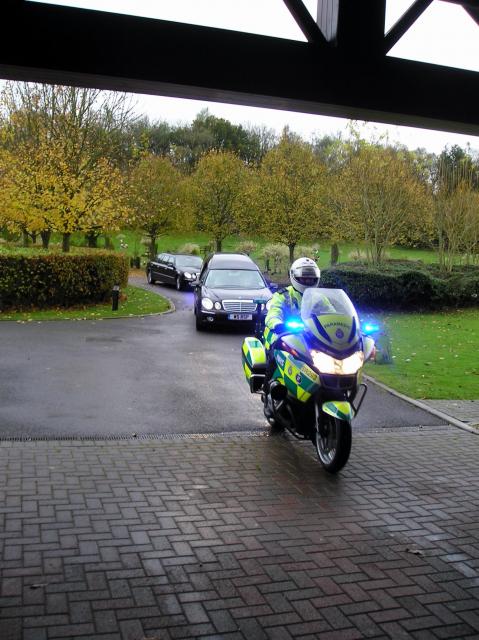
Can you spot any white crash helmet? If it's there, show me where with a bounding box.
[290,257,321,294]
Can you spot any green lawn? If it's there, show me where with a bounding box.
[111,231,440,265]
[0,230,444,270]
[365,309,479,400]
[0,285,170,321]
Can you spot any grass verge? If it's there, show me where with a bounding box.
[365,309,478,400]
[0,284,170,321]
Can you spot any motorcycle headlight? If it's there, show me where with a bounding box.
[265,299,272,311]
[311,350,364,375]
[201,297,214,310]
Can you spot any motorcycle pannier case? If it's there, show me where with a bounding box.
[242,337,267,393]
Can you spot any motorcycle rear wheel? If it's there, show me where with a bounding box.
[315,416,351,473]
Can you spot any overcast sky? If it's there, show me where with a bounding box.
[26,1,479,153]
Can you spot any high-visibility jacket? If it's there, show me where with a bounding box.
[263,285,302,351]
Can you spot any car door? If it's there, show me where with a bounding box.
[163,256,176,285]
[151,253,166,281]
[194,260,209,308]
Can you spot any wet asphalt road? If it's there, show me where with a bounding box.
[0,277,446,438]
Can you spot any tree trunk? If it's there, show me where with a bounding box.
[41,230,51,249]
[22,230,30,247]
[330,242,339,266]
[149,235,157,260]
[216,238,222,252]
[62,232,71,253]
[104,234,115,250]
[288,243,295,265]
[86,232,98,248]
[30,232,37,244]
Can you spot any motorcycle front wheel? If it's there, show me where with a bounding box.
[315,415,351,473]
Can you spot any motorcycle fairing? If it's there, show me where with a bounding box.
[280,333,309,359]
[304,314,360,357]
[242,337,266,382]
[322,400,354,421]
[273,349,320,402]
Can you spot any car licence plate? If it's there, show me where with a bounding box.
[228,313,253,321]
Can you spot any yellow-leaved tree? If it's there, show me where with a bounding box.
[0,82,134,251]
[128,153,183,259]
[189,150,250,251]
[341,143,431,265]
[434,157,479,270]
[257,132,326,264]
[45,137,130,250]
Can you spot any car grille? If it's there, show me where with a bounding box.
[222,300,257,313]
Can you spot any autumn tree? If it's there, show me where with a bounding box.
[189,150,249,252]
[1,134,55,247]
[128,153,183,259]
[434,154,479,270]
[340,143,431,265]
[257,132,326,264]
[0,82,135,250]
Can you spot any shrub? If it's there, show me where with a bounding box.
[260,243,289,273]
[321,262,477,311]
[348,249,368,262]
[348,249,390,262]
[295,245,321,261]
[0,252,129,311]
[201,240,215,256]
[178,243,201,256]
[235,240,257,256]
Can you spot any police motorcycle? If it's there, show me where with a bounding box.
[242,287,375,473]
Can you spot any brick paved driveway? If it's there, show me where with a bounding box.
[1,427,479,639]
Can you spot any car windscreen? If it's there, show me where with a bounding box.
[176,257,203,269]
[205,269,265,289]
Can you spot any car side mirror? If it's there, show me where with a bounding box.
[268,282,278,293]
[191,279,200,287]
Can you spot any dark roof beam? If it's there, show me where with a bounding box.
[282,0,328,45]
[439,0,479,25]
[384,0,434,53]
[442,0,479,8]
[465,7,479,25]
[1,0,478,136]
[317,0,386,56]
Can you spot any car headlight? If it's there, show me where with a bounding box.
[265,299,272,311]
[311,350,364,375]
[184,272,192,279]
[201,297,214,310]
[214,301,222,310]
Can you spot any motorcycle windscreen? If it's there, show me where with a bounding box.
[301,288,361,356]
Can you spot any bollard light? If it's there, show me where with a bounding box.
[112,284,120,311]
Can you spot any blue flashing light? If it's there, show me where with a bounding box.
[285,320,304,331]
[362,322,380,335]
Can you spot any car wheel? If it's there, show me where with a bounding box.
[147,269,156,284]
[176,276,182,291]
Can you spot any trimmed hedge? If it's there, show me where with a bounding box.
[320,261,479,311]
[0,253,129,310]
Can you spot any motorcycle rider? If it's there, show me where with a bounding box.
[262,256,324,418]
